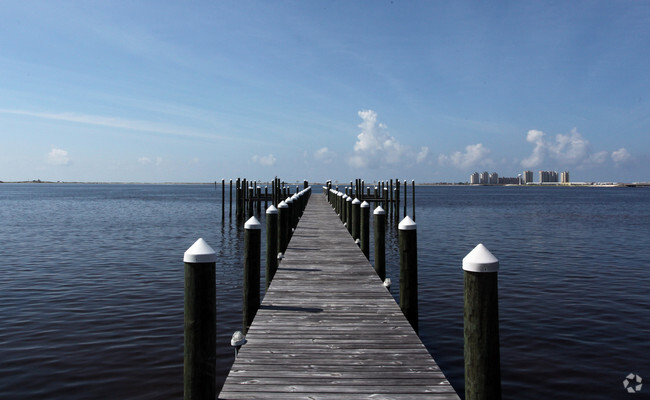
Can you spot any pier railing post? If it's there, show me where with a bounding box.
[183,238,216,400]
[243,216,261,334]
[278,200,289,255]
[346,195,353,234]
[360,201,370,257]
[412,180,415,221]
[221,179,225,219]
[286,196,294,239]
[248,187,254,217]
[463,244,501,400]
[373,206,386,281]
[266,205,278,289]
[352,198,361,243]
[399,216,418,334]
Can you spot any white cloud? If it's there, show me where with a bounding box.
[47,147,71,166]
[611,148,631,165]
[0,109,229,141]
[521,128,633,169]
[138,156,163,166]
[314,147,336,164]
[416,146,430,164]
[590,151,609,164]
[521,129,547,168]
[349,110,408,168]
[438,143,491,169]
[252,154,276,166]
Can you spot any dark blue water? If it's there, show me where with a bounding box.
[1,183,648,399]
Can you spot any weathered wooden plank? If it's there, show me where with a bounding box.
[217,194,459,399]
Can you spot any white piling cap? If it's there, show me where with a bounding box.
[374,205,385,215]
[346,196,352,202]
[398,216,417,230]
[462,243,499,273]
[266,205,278,214]
[342,194,348,199]
[352,198,361,205]
[360,201,369,208]
[285,197,293,204]
[245,216,262,230]
[184,238,216,263]
[278,200,288,208]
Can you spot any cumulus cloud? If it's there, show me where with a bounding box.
[138,156,163,166]
[521,128,634,169]
[47,147,71,166]
[252,154,276,166]
[314,147,336,164]
[416,147,429,164]
[349,110,427,168]
[611,148,631,165]
[521,128,603,168]
[438,143,491,169]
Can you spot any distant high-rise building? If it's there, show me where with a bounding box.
[470,172,480,184]
[524,170,533,184]
[489,172,499,184]
[480,171,489,184]
[539,170,559,183]
[561,171,570,183]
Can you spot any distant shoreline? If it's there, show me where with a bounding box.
[2,180,649,187]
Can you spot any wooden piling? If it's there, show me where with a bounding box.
[399,216,418,334]
[229,179,233,216]
[373,206,386,281]
[183,238,216,400]
[400,180,404,219]
[463,244,501,400]
[346,195,353,234]
[236,178,242,220]
[412,180,415,221]
[395,180,401,225]
[360,201,370,258]
[243,217,261,334]
[278,200,289,255]
[351,198,361,242]
[265,206,278,289]
[221,179,225,219]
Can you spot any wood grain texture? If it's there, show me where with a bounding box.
[218,194,459,400]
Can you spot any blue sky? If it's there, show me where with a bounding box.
[1,1,648,183]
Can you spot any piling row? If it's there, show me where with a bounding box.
[188,179,502,400]
[219,178,309,222]
[322,178,417,226]
[243,187,312,334]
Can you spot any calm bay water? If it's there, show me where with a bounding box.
[1,183,648,399]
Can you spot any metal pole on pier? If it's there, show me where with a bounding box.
[463,244,501,400]
[183,238,216,400]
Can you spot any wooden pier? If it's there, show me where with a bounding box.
[217,193,459,399]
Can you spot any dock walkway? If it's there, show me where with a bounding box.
[218,194,459,399]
